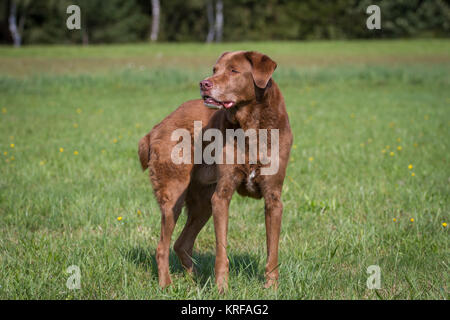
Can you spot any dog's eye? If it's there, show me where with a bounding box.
[231,69,239,74]
[212,68,217,74]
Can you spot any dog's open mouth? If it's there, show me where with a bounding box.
[202,96,235,109]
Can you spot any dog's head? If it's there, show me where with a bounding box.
[200,51,277,109]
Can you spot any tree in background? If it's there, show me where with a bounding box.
[7,0,30,47]
[362,0,450,38]
[205,0,223,43]
[215,0,223,42]
[150,0,160,41]
[0,0,448,45]
[3,0,150,45]
[158,0,206,42]
[206,0,215,42]
[8,0,20,47]
[71,0,149,44]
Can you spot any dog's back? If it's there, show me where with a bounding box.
[138,99,216,171]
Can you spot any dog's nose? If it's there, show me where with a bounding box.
[200,80,213,91]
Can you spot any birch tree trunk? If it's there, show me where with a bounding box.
[206,0,215,43]
[82,28,89,45]
[9,1,21,47]
[150,0,160,42]
[214,0,223,43]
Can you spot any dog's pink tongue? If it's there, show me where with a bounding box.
[223,101,234,109]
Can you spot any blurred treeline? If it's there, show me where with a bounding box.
[0,0,448,45]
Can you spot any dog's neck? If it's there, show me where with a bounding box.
[225,79,284,131]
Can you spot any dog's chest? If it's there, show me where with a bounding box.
[237,165,262,199]
[246,169,257,193]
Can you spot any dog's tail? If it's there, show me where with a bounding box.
[138,133,151,171]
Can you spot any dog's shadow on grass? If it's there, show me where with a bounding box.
[124,247,263,286]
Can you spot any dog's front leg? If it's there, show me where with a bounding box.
[211,174,242,293]
[262,188,283,289]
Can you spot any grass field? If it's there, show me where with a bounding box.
[0,39,449,299]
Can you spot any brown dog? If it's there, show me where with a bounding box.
[138,51,293,292]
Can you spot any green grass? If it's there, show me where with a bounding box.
[0,40,449,299]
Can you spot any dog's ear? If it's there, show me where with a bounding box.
[244,51,277,89]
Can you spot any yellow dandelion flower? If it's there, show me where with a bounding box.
[386,145,390,149]
[410,218,414,222]
[117,216,122,221]
[411,172,415,177]
[350,113,355,119]
[113,138,118,143]
[1,108,6,114]
[76,108,82,114]
[10,156,14,161]
[360,143,365,147]
[308,157,314,162]
[390,152,394,156]
[397,146,402,151]
[408,164,413,170]
[293,145,297,149]
[393,218,397,222]
[73,123,79,128]
[73,151,79,155]
[137,210,142,215]
[442,222,447,228]
[59,148,64,153]
[39,160,45,166]
[381,149,386,153]
[10,143,15,148]
[3,151,7,156]
[413,143,418,148]
[290,157,294,161]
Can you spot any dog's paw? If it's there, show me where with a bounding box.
[263,278,278,290]
[158,275,172,289]
[215,274,229,294]
[217,283,228,294]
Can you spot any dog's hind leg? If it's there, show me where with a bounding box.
[151,163,192,288]
[174,183,215,274]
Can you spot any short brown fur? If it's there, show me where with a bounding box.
[138,51,293,292]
